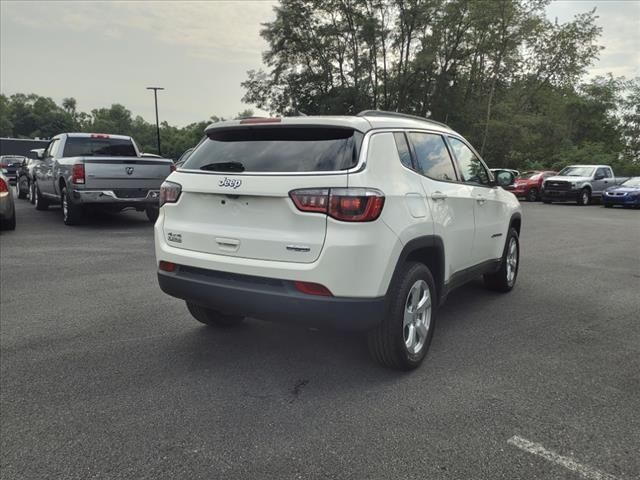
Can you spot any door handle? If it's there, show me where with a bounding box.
[431,192,447,200]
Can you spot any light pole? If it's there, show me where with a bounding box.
[146,86,164,156]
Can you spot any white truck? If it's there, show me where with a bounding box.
[32,133,174,225]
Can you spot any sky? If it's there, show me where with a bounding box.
[1,0,638,127]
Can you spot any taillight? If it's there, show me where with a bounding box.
[0,177,8,194]
[170,164,176,172]
[290,188,385,222]
[159,181,181,207]
[72,164,85,184]
[290,189,330,213]
[294,281,332,296]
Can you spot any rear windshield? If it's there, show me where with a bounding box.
[182,127,363,172]
[63,137,137,157]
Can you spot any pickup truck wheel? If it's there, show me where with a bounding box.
[34,182,49,211]
[526,188,539,202]
[145,206,159,223]
[186,302,245,328]
[367,262,436,370]
[484,228,519,292]
[61,186,85,225]
[577,188,591,206]
[17,177,29,199]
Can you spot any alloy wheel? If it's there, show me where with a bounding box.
[403,279,432,355]
[506,237,518,286]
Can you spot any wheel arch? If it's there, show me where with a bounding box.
[509,212,522,236]
[387,235,445,305]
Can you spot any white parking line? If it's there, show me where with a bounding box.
[507,435,620,480]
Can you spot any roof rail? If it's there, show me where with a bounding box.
[357,110,449,129]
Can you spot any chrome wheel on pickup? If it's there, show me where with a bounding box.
[577,188,591,206]
[61,186,85,225]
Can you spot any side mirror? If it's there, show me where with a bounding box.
[496,171,515,187]
[35,149,45,160]
[594,174,605,180]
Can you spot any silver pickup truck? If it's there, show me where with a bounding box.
[33,133,174,225]
[542,164,628,206]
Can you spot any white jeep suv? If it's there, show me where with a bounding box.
[155,111,522,370]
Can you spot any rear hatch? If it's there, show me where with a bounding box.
[163,124,363,263]
[64,136,172,190]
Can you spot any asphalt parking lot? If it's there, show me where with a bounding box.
[1,197,639,480]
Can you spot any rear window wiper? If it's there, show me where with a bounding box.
[199,161,245,172]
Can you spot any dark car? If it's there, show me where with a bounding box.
[17,150,44,201]
[0,155,24,186]
[602,177,640,208]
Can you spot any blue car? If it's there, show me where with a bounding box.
[602,177,640,208]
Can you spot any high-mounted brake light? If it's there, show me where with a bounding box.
[90,134,111,139]
[239,117,282,124]
[290,188,385,222]
[159,181,182,207]
[72,163,85,184]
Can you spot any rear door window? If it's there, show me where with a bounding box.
[183,127,363,172]
[63,137,137,157]
[408,132,458,181]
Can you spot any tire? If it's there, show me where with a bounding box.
[367,262,436,370]
[17,176,29,199]
[29,181,36,204]
[145,206,159,223]
[61,186,85,225]
[34,182,49,210]
[577,188,591,206]
[484,228,520,292]
[0,208,16,231]
[526,188,539,202]
[186,302,245,328]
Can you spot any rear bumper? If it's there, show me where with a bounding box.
[158,266,387,330]
[72,189,160,206]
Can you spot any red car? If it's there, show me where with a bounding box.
[506,170,558,201]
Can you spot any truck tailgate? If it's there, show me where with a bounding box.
[83,158,172,190]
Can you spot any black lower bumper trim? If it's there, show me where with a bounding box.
[158,267,387,331]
